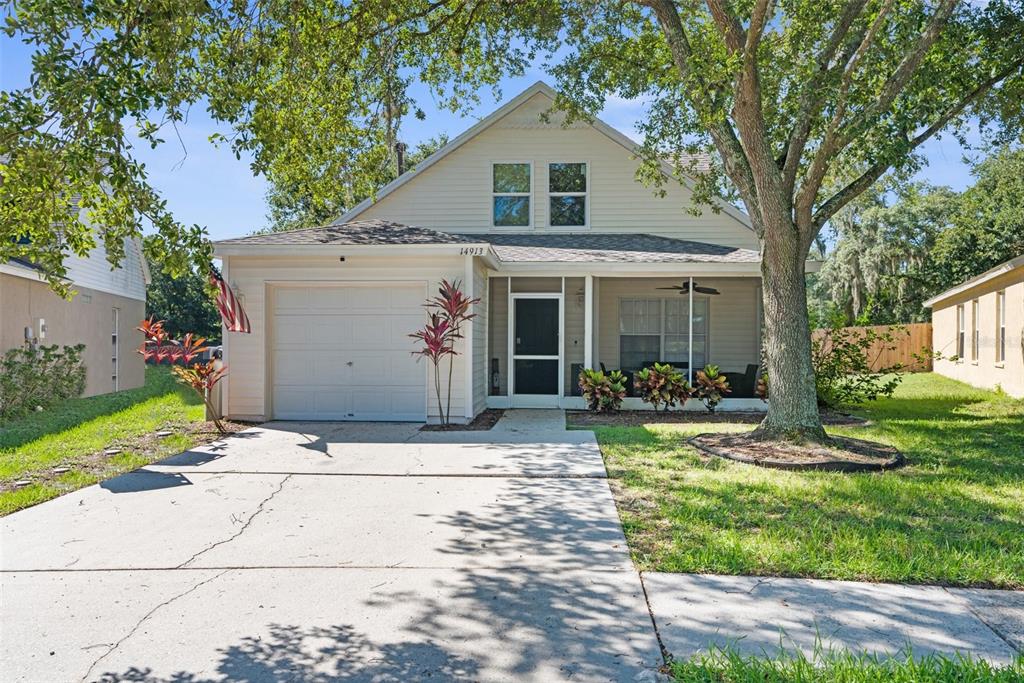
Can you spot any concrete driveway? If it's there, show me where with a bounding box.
[1,411,664,682]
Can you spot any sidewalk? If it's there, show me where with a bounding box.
[644,572,1023,665]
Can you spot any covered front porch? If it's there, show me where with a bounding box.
[484,273,767,411]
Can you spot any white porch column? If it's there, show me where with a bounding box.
[688,275,694,384]
[464,255,475,420]
[584,274,594,370]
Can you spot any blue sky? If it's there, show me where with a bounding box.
[2,35,981,242]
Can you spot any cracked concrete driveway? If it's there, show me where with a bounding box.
[1,411,664,682]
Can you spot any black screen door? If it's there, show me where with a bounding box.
[513,298,559,395]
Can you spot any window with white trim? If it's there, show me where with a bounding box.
[492,163,531,227]
[619,298,707,370]
[996,290,1006,363]
[956,304,965,358]
[971,299,979,360]
[549,162,587,227]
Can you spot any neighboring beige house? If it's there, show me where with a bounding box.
[0,237,149,397]
[214,82,818,423]
[924,255,1024,398]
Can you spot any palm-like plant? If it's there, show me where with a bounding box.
[409,280,480,425]
[138,318,229,432]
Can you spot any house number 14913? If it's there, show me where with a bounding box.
[460,247,485,256]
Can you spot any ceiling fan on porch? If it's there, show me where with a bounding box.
[656,281,720,295]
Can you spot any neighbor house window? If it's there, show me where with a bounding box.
[971,299,979,360]
[956,304,965,358]
[996,290,1006,363]
[619,298,707,370]
[492,163,531,227]
[549,162,587,227]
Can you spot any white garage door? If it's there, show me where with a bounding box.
[272,283,427,421]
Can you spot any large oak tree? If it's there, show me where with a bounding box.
[3,0,1022,438]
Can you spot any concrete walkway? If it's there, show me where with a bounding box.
[1,411,663,682]
[643,573,1023,665]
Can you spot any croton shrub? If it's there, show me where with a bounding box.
[0,343,87,421]
[634,362,692,412]
[578,368,627,412]
[694,364,731,413]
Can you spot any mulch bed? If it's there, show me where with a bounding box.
[688,432,904,472]
[2,419,252,493]
[566,409,867,428]
[420,409,505,432]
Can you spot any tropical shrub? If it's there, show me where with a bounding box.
[812,324,906,408]
[633,362,691,412]
[694,364,731,412]
[410,280,479,425]
[0,343,87,421]
[578,368,626,412]
[139,318,228,432]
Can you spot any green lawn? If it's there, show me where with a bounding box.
[591,373,1024,588]
[0,366,211,515]
[671,647,1023,682]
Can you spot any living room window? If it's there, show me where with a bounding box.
[492,162,531,227]
[549,162,587,227]
[619,298,707,370]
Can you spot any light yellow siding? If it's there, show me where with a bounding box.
[223,254,475,422]
[487,277,510,396]
[357,93,757,249]
[472,258,489,415]
[932,268,1024,398]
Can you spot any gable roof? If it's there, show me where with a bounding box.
[923,254,1024,307]
[335,81,752,230]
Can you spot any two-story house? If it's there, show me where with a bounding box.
[214,82,813,423]
[1,237,149,397]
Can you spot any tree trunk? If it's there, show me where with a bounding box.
[756,226,828,442]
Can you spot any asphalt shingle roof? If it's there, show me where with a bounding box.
[216,220,759,264]
[216,219,473,246]
[485,233,759,263]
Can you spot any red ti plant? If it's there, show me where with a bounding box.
[138,318,229,433]
[409,279,480,425]
[409,312,455,424]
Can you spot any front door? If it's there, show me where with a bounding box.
[512,296,561,407]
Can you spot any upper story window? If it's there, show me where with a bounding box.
[492,163,531,227]
[549,162,587,227]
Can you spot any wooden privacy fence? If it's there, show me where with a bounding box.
[812,322,933,372]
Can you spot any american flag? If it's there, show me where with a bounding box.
[209,268,251,334]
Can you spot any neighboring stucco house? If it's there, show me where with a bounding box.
[924,255,1024,398]
[0,237,149,397]
[214,82,817,423]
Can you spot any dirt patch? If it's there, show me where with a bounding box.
[688,432,904,472]
[1,420,252,494]
[420,409,505,432]
[566,409,866,428]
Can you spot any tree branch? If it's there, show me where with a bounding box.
[811,56,1024,231]
[781,0,869,197]
[637,0,761,228]
[704,0,746,53]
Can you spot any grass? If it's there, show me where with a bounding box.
[590,373,1024,588]
[0,366,211,515]
[671,647,1023,682]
